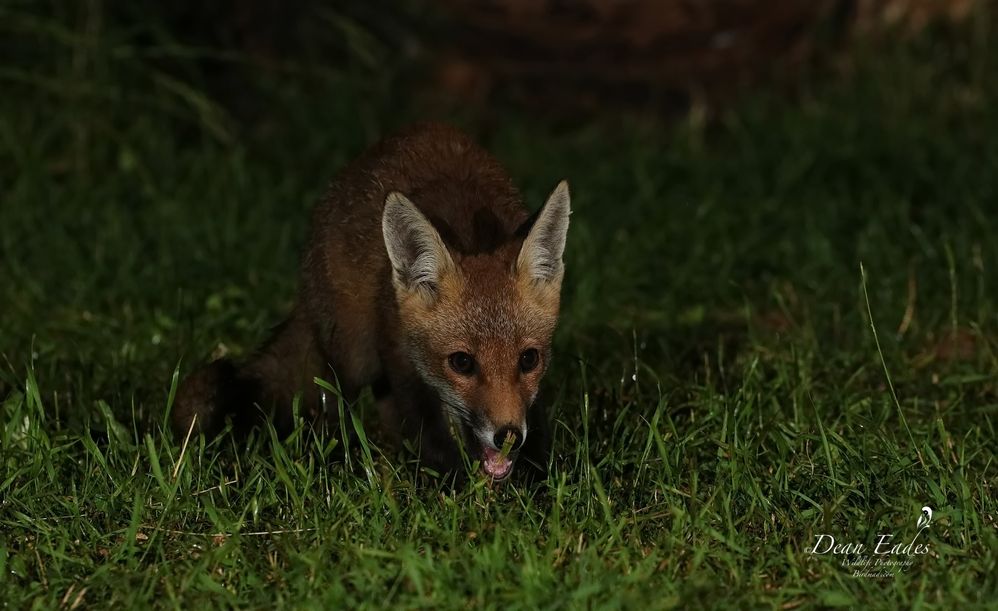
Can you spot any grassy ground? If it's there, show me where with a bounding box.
[2,5,997,609]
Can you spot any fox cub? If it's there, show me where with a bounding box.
[172,123,571,480]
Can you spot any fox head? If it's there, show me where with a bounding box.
[382,181,571,479]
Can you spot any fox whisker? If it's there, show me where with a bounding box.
[440,398,473,426]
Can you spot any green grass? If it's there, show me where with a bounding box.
[2,5,997,608]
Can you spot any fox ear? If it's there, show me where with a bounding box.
[382,191,455,299]
[517,180,571,285]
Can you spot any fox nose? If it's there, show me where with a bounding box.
[493,426,524,452]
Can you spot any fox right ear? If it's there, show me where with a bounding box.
[517,180,571,286]
[382,192,455,300]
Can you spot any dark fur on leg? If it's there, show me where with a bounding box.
[171,358,264,438]
[171,311,328,440]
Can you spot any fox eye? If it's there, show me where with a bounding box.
[448,351,476,375]
[519,348,540,373]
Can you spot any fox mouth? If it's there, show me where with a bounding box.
[480,445,515,480]
[446,416,520,480]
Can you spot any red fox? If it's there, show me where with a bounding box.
[172,123,571,481]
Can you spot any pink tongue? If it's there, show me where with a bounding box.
[482,447,513,478]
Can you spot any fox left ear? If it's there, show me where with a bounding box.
[382,191,455,302]
[517,180,571,286]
